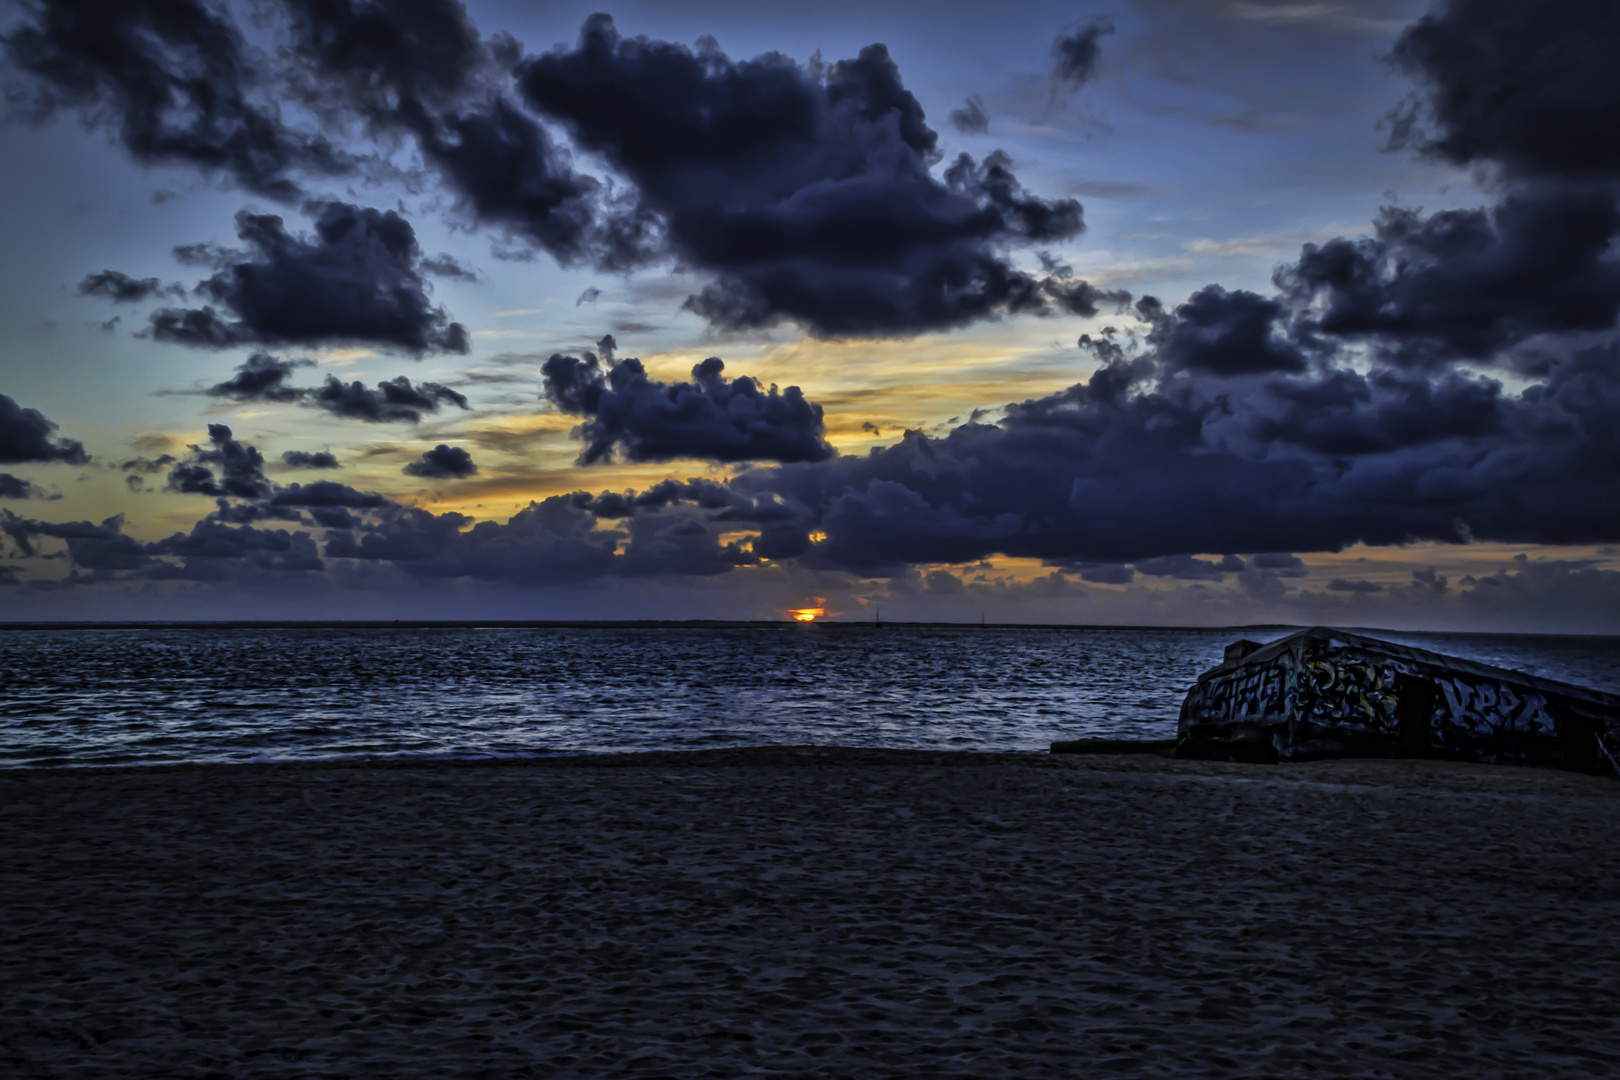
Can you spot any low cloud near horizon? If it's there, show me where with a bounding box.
[1,0,1618,631]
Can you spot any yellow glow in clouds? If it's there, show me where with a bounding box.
[786,598,831,622]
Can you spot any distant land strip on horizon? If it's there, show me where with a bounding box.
[1,620,1615,641]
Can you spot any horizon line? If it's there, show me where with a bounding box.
[0,619,1612,639]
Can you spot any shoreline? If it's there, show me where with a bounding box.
[6,751,1618,1077]
[8,743,1617,792]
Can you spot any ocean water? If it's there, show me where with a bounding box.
[2,624,1617,768]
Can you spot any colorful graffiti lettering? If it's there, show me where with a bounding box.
[1179,628,1618,767]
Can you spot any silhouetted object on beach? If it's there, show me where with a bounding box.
[1176,627,1620,771]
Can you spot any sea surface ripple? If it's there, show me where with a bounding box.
[2,624,1617,767]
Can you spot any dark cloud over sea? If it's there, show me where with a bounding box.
[149,203,469,354]
[542,350,834,466]
[0,0,1617,624]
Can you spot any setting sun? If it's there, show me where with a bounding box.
[786,606,826,622]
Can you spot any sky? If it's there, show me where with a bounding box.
[1,0,1618,631]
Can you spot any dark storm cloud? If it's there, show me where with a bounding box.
[1073,563,1135,585]
[1043,278,1132,319]
[205,355,467,422]
[942,150,1084,243]
[1153,286,1306,375]
[1052,19,1114,91]
[206,353,312,402]
[1248,366,1506,457]
[310,375,468,423]
[0,394,89,464]
[517,16,1085,336]
[279,0,487,118]
[267,481,388,509]
[77,270,181,303]
[14,1,1620,595]
[321,493,752,584]
[166,423,271,501]
[0,0,349,199]
[666,328,1620,574]
[143,519,323,578]
[1248,552,1306,576]
[279,0,608,265]
[403,444,477,479]
[1135,554,1246,580]
[324,500,606,581]
[0,473,41,499]
[150,203,469,354]
[16,3,1101,339]
[0,511,150,570]
[281,449,340,469]
[407,97,610,267]
[1279,194,1620,367]
[541,351,835,466]
[1388,0,1620,181]
[117,453,176,474]
[948,95,989,135]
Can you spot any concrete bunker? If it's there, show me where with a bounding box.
[1178,627,1620,771]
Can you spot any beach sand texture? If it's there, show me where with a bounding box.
[4,747,1619,1078]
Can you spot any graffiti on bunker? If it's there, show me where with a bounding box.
[1179,628,1617,766]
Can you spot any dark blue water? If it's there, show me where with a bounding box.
[2,624,1617,767]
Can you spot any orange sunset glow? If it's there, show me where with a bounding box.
[786,600,828,622]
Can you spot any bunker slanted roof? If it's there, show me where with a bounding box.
[1198,626,1620,710]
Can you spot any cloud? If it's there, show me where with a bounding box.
[205,354,468,423]
[1412,565,1449,593]
[403,443,477,478]
[517,16,1085,336]
[77,270,181,303]
[541,351,835,465]
[0,473,42,499]
[117,453,176,475]
[17,4,1107,339]
[1,0,351,199]
[267,480,389,510]
[410,97,613,267]
[144,520,323,577]
[1052,18,1114,91]
[1387,0,1620,182]
[0,393,89,464]
[1074,562,1135,585]
[206,353,313,402]
[321,494,752,585]
[948,95,989,134]
[1038,260,1134,318]
[281,449,340,469]
[420,254,478,280]
[663,327,1620,574]
[279,0,609,265]
[310,375,468,423]
[149,202,469,354]
[1279,194,1620,368]
[1135,553,1247,580]
[11,1,1620,607]
[0,512,150,571]
[165,423,272,501]
[1153,285,1306,375]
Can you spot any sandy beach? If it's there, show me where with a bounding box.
[4,747,1619,1078]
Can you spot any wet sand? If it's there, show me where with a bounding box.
[4,747,1619,1078]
